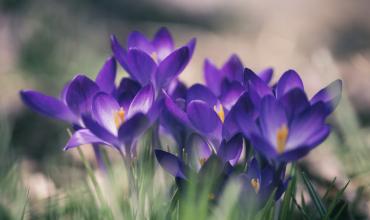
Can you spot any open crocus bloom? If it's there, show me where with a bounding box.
[20,57,117,127]
[111,27,196,90]
[64,84,159,157]
[248,95,331,162]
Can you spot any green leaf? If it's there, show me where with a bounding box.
[301,172,327,218]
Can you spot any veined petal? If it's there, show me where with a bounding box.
[187,100,222,134]
[279,88,309,118]
[95,57,117,94]
[127,31,154,54]
[276,69,304,99]
[310,79,342,115]
[20,90,77,123]
[126,49,157,86]
[244,68,273,107]
[219,81,245,110]
[110,35,131,73]
[258,67,273,83]
[164,94,191,127]
[250,134,278,159]
[92,92,120,135]
[222,54,244,82]
[204,59,223,96]
[64,129,109,150]
[217,134,243,166]
[65,75,99,115]
[118,113,149,149]
[115,78,141,110]
[127,84,155,118]
[186,83,218,107]
[155,47,190,88]
[82,115,120,147]
[152,27,174,61]
[155,149,188,179]
[259,96,287,146]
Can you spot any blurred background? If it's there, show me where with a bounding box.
[1,0,370,218]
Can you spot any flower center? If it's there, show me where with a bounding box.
[151,52,158,62]
[213,105,225,123]
[276,124,289,154]
[199,158,207,166]
[114,107,125,128]
[250,178,260,193]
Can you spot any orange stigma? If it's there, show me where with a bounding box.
[214,105,225,123]
[276,124,289,153]
[250,178,260,193]
[114,107,125,128]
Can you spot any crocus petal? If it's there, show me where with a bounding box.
[286,103,327,150]
[60,81,71,104]
[167,80,187,100]
[118,113,149,148]
[95,57,117,94]
[126,49,157,86]
[277,146,313,162]
[259,96,287,146]
[92,92,120,135]
[64,129,109,150]
[217,134,243,166]
[155,149,188,179]
[219,81,245,110]
[204,59,223,95]
[276,69,304,99]
[222,54,244,82]
[115,78,141,110]
[246,158,261,180]
[110,35,131,73]
[250,134,278,159]
[310,79,342,115]
[20,90,77,123]
[187,133,212,170]
[279,88,309,119]
[152,27,174,61]
[233,92,258,138]
[164,94,191,127]
[127,31,153,54]
[65,75,99,115]
[186,83,218,107]
[187,100,222,135]
[127,84,155,118]
[82,115,120,148]
[155,47,190,88]
[186,38,196,58]
[245,68,273,108]
[258,68,273,83]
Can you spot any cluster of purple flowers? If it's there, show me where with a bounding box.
[20,27,342,204]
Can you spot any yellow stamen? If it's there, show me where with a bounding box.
[214,105,225,123]
[276,124,289,154]
[250,178,260,193]
[199,158,207,166]
[114,107,125,128]
[151,52,158,61]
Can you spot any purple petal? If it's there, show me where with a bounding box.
[152,27,174,61]
[155,149,188,179]
[217,134,243,165]
[232,92,257,138]
[222,54,244,82]
[186,83,218,107]
[64,129,109,150]
[127,31,153,54]
[65,75,99,115]
[247,158,261,180]
[82,115,120,147]
[186,38,196,58]
[127,84,155,118]
[60,81,71,104]
[118,113,149,148]
[277,146,313,162]
[259,96,287,146]
[164,94,191,127]
[95,57,117,94]
[115,78,141,110]
[204,59,223,96]
[126,49,157,86]
[279,88,309,118]
[245,68,273,108]
[310,79,342,115]
[219,81,245,110]
[276,69,304,99]
[110,35,130,73]
[20,90,77,123]
[167,80,187,100]
[286,103,328,150]
[187,100,222,134]
[155,47,190,88]
[250,134,278,159]
[92,92,120,135]
[258,67,273,83]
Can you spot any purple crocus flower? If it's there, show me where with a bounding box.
[20,57,117,127]
[111,27,196,92]
[64,84,159,157]
[204,54,273,101]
